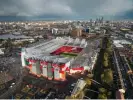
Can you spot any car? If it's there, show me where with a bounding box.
[11,83,15,85]
[71,83,76,87]
[9,86,13,88]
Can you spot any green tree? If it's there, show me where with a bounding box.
[0,39,4,43]
[87,74,93,78]
[104,52,108,61]
[98,93,107,99]
[103,60,108,67]
[104,52,108,57]
[22,41,30,47]
[65,96,74,99]
[99,88,107,93]
[23,41,30,45]
[4,38,13,52]
[76,90,85,99]
[101,73,104,80]
[101,69,113,85]
[106,47,112,54]
[84,78,91,86]
[107,91,112,98]
[107,42,111,48]
[104,55,108,61]
[35,37,39,42]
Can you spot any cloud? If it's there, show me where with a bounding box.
[0,0,75,17]
[97,0,133,16]
[17,0,75,16]
[0,0,132,19]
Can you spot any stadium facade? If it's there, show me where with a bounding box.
[21,37,98,81]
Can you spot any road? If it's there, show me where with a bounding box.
[113,48,133,92]
[120,56,133,88]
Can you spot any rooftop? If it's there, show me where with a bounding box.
[23,37,88,64]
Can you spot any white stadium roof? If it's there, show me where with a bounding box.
[23,37,88,63]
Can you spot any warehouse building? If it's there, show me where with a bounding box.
[21,37,98,81]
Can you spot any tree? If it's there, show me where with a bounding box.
[76,90,85,99]
[101,69,113,85]
[0,39,4,43]
[87,74,93,78]
[103,52,109,68]
[107,41,111,48]
[98,93,107,99]
[84,78,91,86]
[23,41,30,45]
[104,56,108,62]
[22,41,30,47]
[106,39,112,54]
[104,52,108,61]
[70,90,84,99]
[103,60,108,67]
[65,96,74,99]
[106,47,112,54]
[4,38,11,48]
[107,91,112,98]
[104,52,108,58]
[101,73,104,80]
[4,38,13,53]
[99,88,107,93]
[35,37,39,42]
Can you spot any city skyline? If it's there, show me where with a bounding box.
[0,0,133,21]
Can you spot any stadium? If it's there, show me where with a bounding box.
[21,37,98,81]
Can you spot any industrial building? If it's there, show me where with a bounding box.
[21,37,98,81]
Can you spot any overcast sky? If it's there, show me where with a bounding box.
[0,0,133,20]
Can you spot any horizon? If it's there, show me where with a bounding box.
[0,16,133,22]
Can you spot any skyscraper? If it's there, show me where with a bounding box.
[131,25,133,30]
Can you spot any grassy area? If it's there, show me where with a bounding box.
[60,53,77,58]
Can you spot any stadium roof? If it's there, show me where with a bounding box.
[23,37,88,64]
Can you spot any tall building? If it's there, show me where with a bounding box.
[131,25,133,30]
[90,19,92,26]
[101,17,104,24]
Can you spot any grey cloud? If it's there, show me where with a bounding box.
[0,0,132,19]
